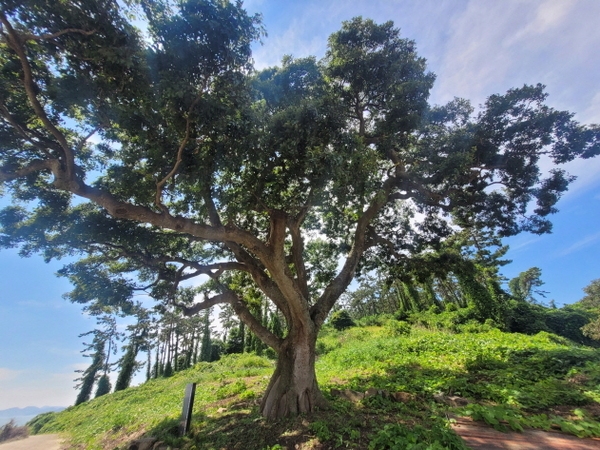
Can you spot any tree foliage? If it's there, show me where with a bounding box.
[74,337,105,406]
[578,279,600,340]
[1,1,599,418]
[95,373,111,398]
[509,267,548,303]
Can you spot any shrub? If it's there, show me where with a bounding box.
[330,310,356,331]
[505,301,598,346]
[408,305,479,332]
[357,313,395,327]
[505,301,550,335]
[215,380,247,399]
[27,412,58,434]
[545,307,596,346]
[0,420,29,443]
[384,320,411,337]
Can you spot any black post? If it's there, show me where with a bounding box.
[179,383,196,436]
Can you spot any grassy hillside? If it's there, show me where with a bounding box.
[30,323,600,449]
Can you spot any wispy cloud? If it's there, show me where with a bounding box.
[16,299,64,309]
[557,231,600,256]
[508,237,540,253]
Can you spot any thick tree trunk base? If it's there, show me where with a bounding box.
[260,335,327,420]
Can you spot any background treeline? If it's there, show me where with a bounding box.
[72,229,600,404]
[73,296,288,404]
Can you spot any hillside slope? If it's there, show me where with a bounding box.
[30,325,600,449]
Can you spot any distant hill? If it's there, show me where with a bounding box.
[0,406,65,417]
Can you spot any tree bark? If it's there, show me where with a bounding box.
[260,325,326,420]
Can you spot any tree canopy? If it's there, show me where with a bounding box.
[1,0,599,419]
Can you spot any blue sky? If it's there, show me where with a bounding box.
[1,0,599,410]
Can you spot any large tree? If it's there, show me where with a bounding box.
[1,0,599,419]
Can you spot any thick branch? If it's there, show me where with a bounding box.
[229,291,283,352]
[267,209,287,261]
[287,215,309,300]
[0,14,75,178]
[203,188,292,322]
[22,28,96,41]
[311,175,398,328]
[177,290,282,352]
[174,292,231,316]
[0,159,57,182]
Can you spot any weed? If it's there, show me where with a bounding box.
[459,403,600,437]
[309,420,332,441]
[215,380,247,399]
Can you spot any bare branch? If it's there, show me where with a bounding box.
[76,127,100,152]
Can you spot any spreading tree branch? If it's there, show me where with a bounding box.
[0,14,75,179]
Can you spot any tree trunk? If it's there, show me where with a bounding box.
[260,327,327,420]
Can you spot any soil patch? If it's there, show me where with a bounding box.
[452,417,600,450]
[0,434,62,450]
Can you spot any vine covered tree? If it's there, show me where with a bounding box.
[509,267,548,304]
[1,0,599,419]
[578,279,600,340]
[74,337,105,406]
[74,313,119,404]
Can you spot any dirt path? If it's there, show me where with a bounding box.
[0,434,63,450]
[452,418,600,450]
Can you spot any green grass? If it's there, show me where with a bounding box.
[30,325,600,449]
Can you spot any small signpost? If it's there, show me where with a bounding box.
[179,383,196,436]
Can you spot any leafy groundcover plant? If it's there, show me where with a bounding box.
[30,324,600,449]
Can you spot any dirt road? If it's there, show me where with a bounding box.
[0,434,63,450]
[452,419,600,450]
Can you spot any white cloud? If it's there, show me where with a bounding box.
[431,0,600,114]
[557,231,600,256]
[506,0,575,43]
